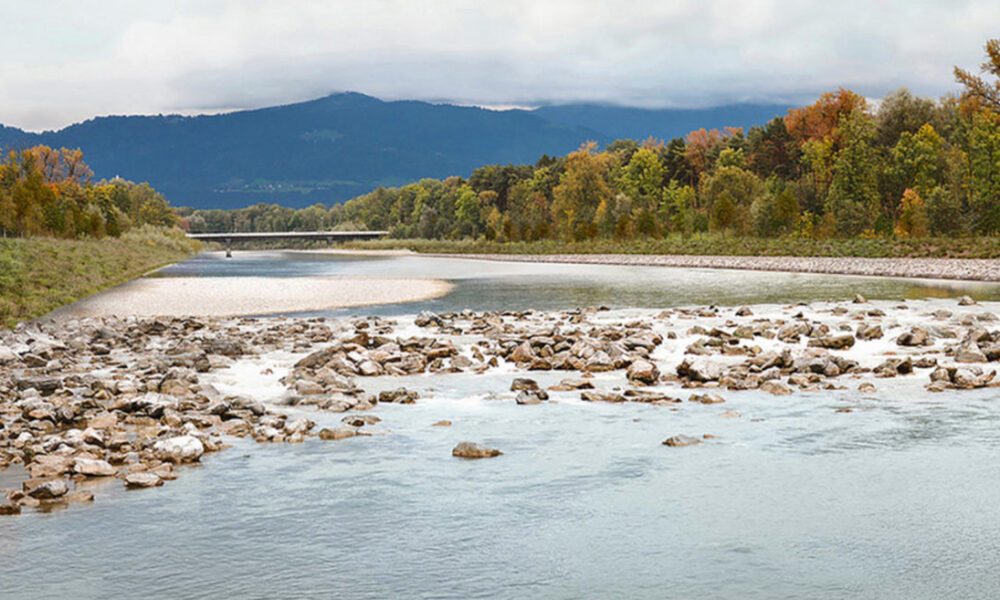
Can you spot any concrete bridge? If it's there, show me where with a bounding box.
[187,230,389,257]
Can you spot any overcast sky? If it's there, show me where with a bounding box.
[1,0,997,131]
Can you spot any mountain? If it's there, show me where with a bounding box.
[533,103,790,143]
[0,93,790,209]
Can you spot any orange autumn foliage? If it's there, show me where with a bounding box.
[785,88,868,144]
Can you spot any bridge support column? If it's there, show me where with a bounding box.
[326,235,332,247]
[225,237,232,258]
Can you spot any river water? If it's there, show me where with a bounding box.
[3,251,1000,599]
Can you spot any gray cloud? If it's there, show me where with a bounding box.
[1,0,997,130]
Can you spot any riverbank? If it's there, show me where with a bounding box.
[343,235,1000,259]
[433,253,1000,282]
[0,227,201,329]
[45,274,452,319]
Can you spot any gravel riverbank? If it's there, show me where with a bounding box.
[433,253,1000,282]
[43,276,452,320]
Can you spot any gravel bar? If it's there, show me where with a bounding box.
[433,253,1000,282]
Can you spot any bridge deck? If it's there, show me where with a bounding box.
[187,231,388,242]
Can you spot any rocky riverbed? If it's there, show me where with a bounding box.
[2,294,998,515]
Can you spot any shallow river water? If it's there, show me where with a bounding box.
[3,252,1000,599]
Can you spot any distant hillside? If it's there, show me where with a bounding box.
[533,103,790,143]
[0,93,790,209]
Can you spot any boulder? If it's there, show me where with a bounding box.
[318,426,360,440]
[341,414,380,427]
[955,342,988,364]
[626,359,660,385]
[294,346,340,369]
[153,435,205,464]
[515,390,548,405]
[808,334,855,350]
[124,472,163,489]
[378,388,419,404]
[510,378,539,391]
[580,390,626,403]
[662,435,702,447]
[689,393,725,404]
[953,368,995,389]
[130,393,179,418]
[230,396,266,416]
[73,458,116,477]
[295,380,325,395]
[88,413,118,430]
[28,455,73,478]
[583,351,614,372]
[452,441,503,458]
[25,478,68,499]
[896,327,930,347]
[358,360,383,376]
[414,311,442,327]
[856,324,884,341]
[760,380,793,395]
[65,490,95,504]
[549,378,594,391]
[676,358,723,382]
[510,341,535,363]
[958,295,977,306]
[15,376,60,393]
[284,418,315,435]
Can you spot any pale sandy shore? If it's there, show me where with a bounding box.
[433,253,1000,282]
[46,276,452,320]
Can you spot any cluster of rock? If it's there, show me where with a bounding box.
[4,296,998,515]
[0,315,376,515]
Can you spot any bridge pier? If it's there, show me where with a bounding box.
[225,237,232,258]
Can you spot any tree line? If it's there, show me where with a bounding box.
[183,40,1000,242]
[0,146,177,238]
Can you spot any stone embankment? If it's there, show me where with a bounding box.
[3,294,998,515]
[435,253,1000,282]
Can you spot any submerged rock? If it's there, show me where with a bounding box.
[318,426,365,440]
[662,435,702,447]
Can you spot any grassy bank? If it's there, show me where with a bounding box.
[340,235,1000,259]
[0,227,201,328]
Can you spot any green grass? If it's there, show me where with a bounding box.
[341,234,1000,259]
[0,226,201,328]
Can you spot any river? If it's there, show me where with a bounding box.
[3,251,1000,599]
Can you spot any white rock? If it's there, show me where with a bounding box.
[74,457,116,477]
[153,435,205,463]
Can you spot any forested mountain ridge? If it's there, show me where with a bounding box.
[0,93,787,209]
[534,103,790,143]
